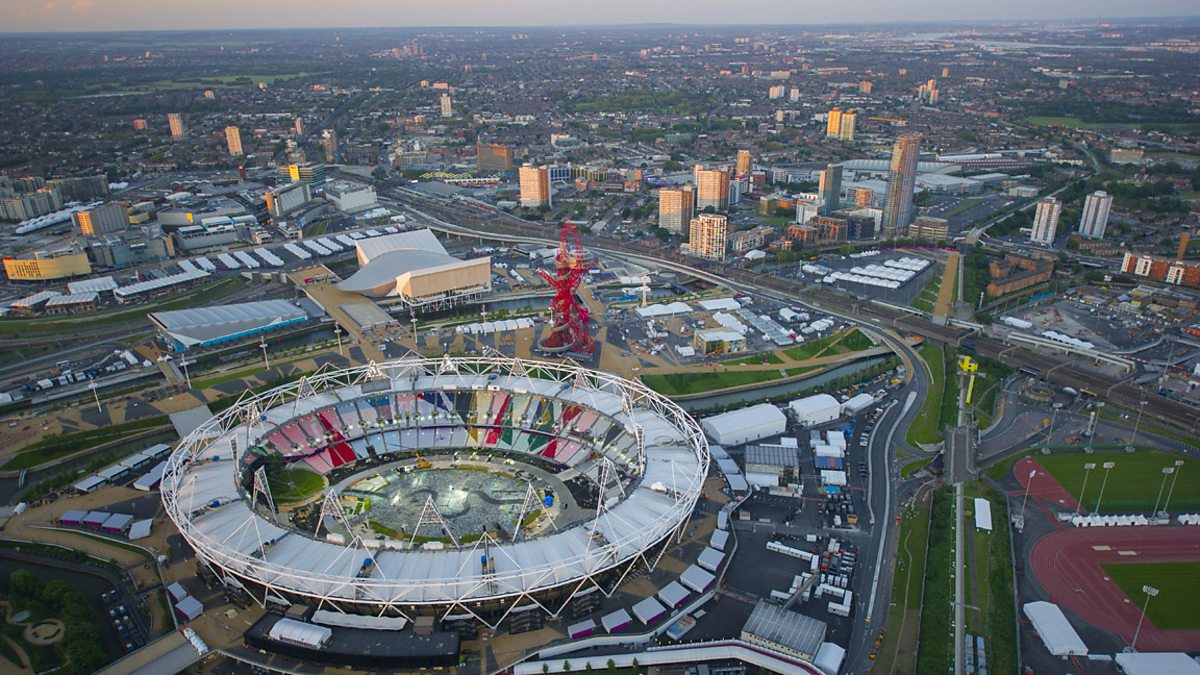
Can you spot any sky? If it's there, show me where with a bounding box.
[2,0,1198,33]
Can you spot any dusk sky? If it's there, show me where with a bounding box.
[3,0,1199,32]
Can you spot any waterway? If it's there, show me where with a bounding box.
[675,354,891,413]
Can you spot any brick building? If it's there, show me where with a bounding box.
[987,253,1054,297]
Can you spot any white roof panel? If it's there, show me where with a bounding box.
[1023,601,1087,656]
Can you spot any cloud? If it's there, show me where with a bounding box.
[70,0,95,11]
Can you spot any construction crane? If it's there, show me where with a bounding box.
[958,355,979,404]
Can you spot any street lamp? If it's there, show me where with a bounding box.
[1162,459,1186,515]
[259,335,270,370]
[180,349,192,389]
[1130,585,1159,652]
[1128,397,1147,451]
[1077,463,1096,515]
[1020,468,1037,521]
[1151,466,1175,517]
[87,375,102,413]
[1096,461,1116,514]
[334,324,343,356]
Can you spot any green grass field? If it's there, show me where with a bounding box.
[641,369,784,396]
[267,467,326,503]
[783,327,871,361]
[724,351,784,366]
[1102,562,1200,630]
[915,486,954,674]
[1,417,169,470]
[872,487,933,674]
[1037,450,1200,513]
[907,343,946,445]
[1024,115,1200,133]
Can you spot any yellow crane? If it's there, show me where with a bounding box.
[958,355,979,405]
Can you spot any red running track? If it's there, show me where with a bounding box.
[1029,526,1200,651]
[1013,457,1079,513]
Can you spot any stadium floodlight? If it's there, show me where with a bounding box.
[1096,461,1116,514]
[1020,468,1037,520]
[1131,585,1159,652]
[1152,466,1175,517]
[1162,459,1186,515]
[259,335,270,370]
[1077,463,1097,516]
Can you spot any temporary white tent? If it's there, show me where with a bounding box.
[789,394,841,427]
[813,642,847,675]
[701,404,787,446]
[680,564,715,593]
[1023,602,1087,656]
[698,547,726,572]
[1114,652,1200,675]
[632,596,667,624]
[268,618,332,648]
[974,498,993,531]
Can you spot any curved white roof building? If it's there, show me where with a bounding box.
[336,229,490,306]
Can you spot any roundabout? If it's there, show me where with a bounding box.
[162,355,709,627]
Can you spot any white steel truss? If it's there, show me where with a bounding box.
[159,355,710,627]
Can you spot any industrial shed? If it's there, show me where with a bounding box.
[150,300,310,351]
[789,394,841,427]
[700,404,787,446]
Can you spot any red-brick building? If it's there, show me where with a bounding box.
[1121,252,1200,288]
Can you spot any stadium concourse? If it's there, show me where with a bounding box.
[162,355,710,639]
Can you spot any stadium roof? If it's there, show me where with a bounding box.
[742,601,827,658]
[150,300,308,348]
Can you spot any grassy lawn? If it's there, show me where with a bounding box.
[784,365,821,377]
[782,328,871,361]
[1,416,170,470]
[1037,450,1200,513]
[911,273,942,313]
[965,483,1018,675]
[1025,115,1200,133]
[907,343,946,446]
[901,458,932,480]
[724,351,784,366]
[872,487,933,674]
[641,369,784,396]
[1102,562,1200,630]
[267,467,326,503]
[915,486,954,674]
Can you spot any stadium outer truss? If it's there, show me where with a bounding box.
[160,355,709,629]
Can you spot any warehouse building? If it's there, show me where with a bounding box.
[337,229,491,308]
[744,443,801,486]
[700,404,787,446]
[150,300,311,352]
[789,394,841,427]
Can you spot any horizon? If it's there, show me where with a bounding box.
[3,0,1200,34]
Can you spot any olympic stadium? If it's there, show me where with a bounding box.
[161,355,709,629]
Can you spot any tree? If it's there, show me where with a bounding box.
[606,658,617,674]
[562,661,572,673]
[9,570,40,598]
[371,166,387,180]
